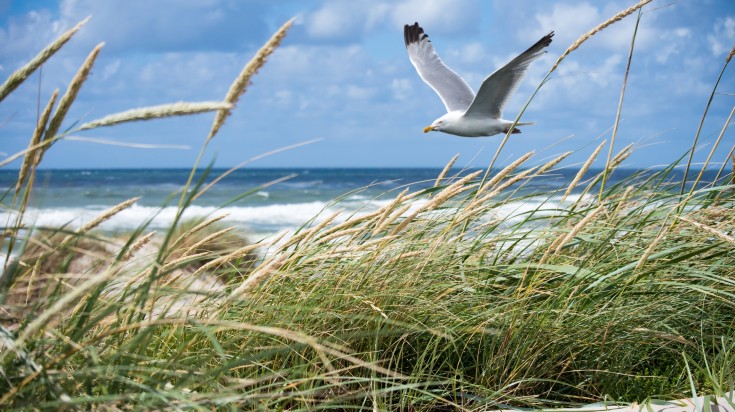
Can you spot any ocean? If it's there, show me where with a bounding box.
[0,167,720,239]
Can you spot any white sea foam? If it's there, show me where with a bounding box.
[0,193,595,242]
[1,202,340,233]
[487,193,594,225]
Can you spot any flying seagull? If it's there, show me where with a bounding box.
[404,22,553,137]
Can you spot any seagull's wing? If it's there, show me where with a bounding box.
[404,22,475,113]
[464,32,554,119]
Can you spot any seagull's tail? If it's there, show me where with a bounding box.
[503,121,534,134]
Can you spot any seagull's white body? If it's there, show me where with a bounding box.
[404,22,554,137]
[429,111,512,137]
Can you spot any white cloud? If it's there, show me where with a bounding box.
[262,89,294,109]
[708,16,735,57]
[305,2,360,39]
[101,59,121,81]
[447,42,487,64]
[531,2,600,46]
[527,52,624,114]
[346,85,375,100]
[267,44,367,79]
[54,0,269,54]
[524,2,661,53]
[133,52,235,95]
[390,78,412,100]
[301,0,480,41]
[389,0,480,34]
[655,27,690,64]
[254,44,389,116]
[588,54,623,87]
[0,9,59,58]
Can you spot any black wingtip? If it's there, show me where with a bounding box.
[538,31,555,48]
[404,22,429,48]
[522,31,554,55]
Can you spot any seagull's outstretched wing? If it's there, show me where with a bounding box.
[404,22,475,113]
[463,32,554,119]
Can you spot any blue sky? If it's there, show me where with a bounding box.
[0,0,733,169]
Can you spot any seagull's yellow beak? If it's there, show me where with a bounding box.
[423,125,434,133]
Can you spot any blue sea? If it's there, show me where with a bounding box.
[0,168,721,238]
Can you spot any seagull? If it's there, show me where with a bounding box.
[404,22,553,137]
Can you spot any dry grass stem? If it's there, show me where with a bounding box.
[677,216,735,244]
[613,186,635,216]
[284,209,343,248]
[682,44,735,195]
[162,252,211,273]
[40,42,105,162]
[373,189,409,235]
[477,167,538,204]
[553,205,605,253]
[78,197,141,234]
[167,214,232,254]
[58,136,190,150]
[77,102,233,131]
[636,221,671,269]
[16,89,59,191]
[563,140,607,202]
[352,235,399,251]
[608,144,634,170]
[3,267,116,360]
[691,105,735,193]
[0,151,25,169]
[120,231,156,262]
[390,171,482,235]
[180,227,236,257]
[264,230,289,249]
[81,318,402,379]
[388,209,422,236]
[207,18,294,141]
[45,198,141,254]
[0,17,90,102]
[23,262,42,305]
[230,254,287,296]
[434,154,460,187]
[600,10,641,203]
[195,173,297,204]
[428,170,483,208]
[388,250,426,265]
[314,208,385,242]
[315,227,365,245]
[301,211,344,245]
[2,227,23,238]
[172,215,231,248]
[300,248,352,265]
[193,139,320,201]
[548,0,652,74]
[193,244,262,277]
[480,151,534,193]
[537,151,573,175]
[375,203,413,235]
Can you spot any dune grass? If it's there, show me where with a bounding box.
[2,2,735,410]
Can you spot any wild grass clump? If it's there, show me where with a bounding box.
[2,2,735,410]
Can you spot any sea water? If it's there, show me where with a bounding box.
[0,167,719,240]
